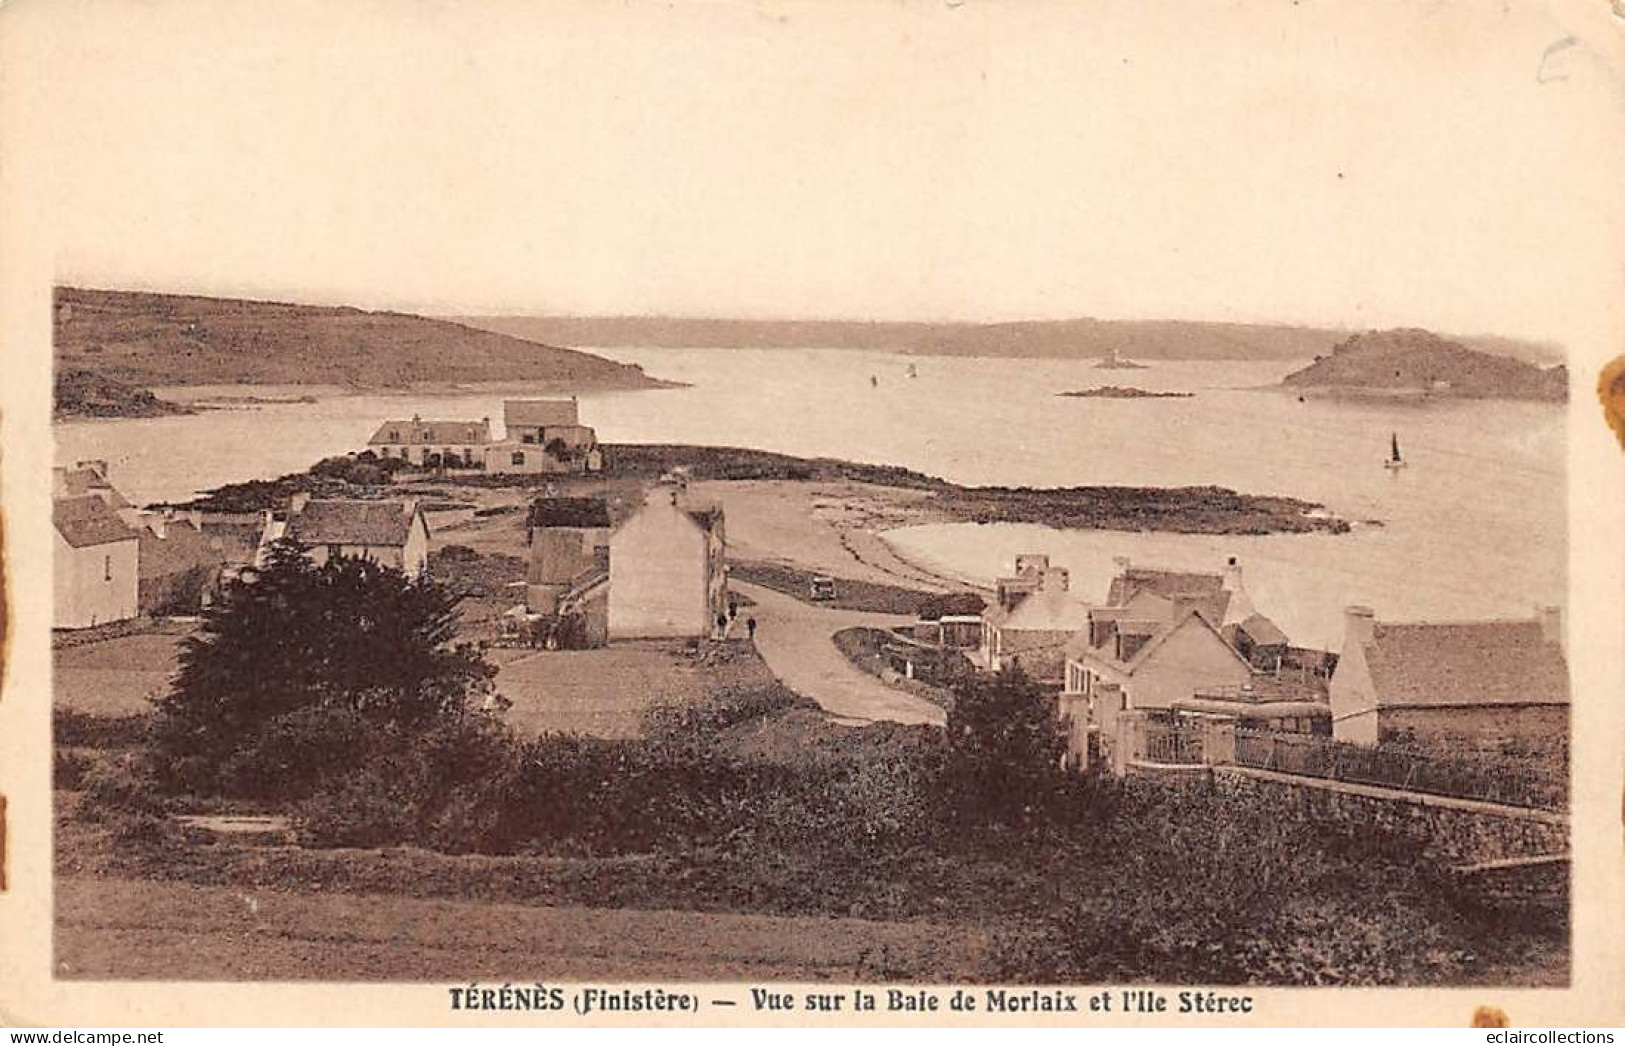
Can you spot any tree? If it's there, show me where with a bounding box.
[940,666,1068,829]
[154,538,494,795]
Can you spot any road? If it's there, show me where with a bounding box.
[731,581,947,728]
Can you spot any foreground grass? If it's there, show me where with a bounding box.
[56,876,989,982]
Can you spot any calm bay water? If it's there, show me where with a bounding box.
[55,348,1564,650]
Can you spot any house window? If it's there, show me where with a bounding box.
[522,433,536,444]
[389,430,400,441]
[327,544,342,559]
[511,451,526,466]
[103,554,111,581]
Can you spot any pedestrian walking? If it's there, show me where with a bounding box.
[746,616,757,640]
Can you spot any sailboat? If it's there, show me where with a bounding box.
[1384,432,1407,471]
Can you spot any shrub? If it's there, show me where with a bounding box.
[79,752,167,822]
[939,667,1067,829]
[54,749,94,791]
[155,541,494,797]
[298,763,422,849]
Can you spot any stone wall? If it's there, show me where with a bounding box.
[1211,765,1568,863]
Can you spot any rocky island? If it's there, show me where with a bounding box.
[1058,386,1192,399]
[1282,328,1567,403]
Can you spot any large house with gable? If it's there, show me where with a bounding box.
[486,399,603,475]
[367,416,492,468]
[1328,604,1569,748]
[53,490,140,629]
[258,494,431,578]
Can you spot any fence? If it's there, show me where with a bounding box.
[1141,722,1205,765]
[1233,730,1567,811]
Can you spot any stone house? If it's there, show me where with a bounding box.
[1106,555,1289,669]
[53,493,140,629]
[979,555,1092,684]
[1328,605,1569,748]
[134,513,225,616]
[608,484,727,640]
[367,416,491,467]
[523,497,613,647]
[1061,603,1256,713]
[258,494,431,578]
[485,398,603,475]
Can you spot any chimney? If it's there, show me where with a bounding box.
[1040,566,1070,592]
[1224,555,1242,586]
[189,509,203,530]
[1014,553,1049,578]
[147,513,167,540]
[1344,605,1376,648]
[289,491,311,514]
[1537,605,1564,649]
[412,413,422,423]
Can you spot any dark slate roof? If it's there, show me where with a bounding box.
[505,399,579,429]
[367,419,490,445]
[1107,567,1224,606]
[286,499,418,547]
[138,521,224,580]
[57,467,131,509]
[54,495,138,548]
[684,505,725,532]
[1235,612,1289,647]
[1361,620,1569,708]
[528,497,612,530]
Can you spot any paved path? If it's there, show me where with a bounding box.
[732,581,947,727]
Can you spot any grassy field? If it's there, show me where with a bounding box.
[491,642,710,739]
[55,875,991,982]
[54,633,184,716]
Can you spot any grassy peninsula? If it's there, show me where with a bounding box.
[53,286,671,419]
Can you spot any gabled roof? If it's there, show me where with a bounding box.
[528,497,612,530]
[683,505,725,532]
[138,519,223,579]
[1359,620,1569,708]
[54,495,139,548]
[55,466,132,509]
[505,399,579,429]
[367,419,490,445]
[1067,607,1253,677]
[1107,567,1223,607]
[1233,612,1289,647]
[286,499,420,547]
[988,583,1092,633]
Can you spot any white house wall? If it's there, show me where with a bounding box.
[1125,620,1253,709]
[609,502,710,639]
[54,533,139,629]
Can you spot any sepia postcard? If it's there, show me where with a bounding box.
[1,0,1623,1029]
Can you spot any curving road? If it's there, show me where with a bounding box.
[731,581,947,728]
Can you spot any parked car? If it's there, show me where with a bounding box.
[809,575,837,601]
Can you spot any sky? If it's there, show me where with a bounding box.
[4,0,1624,347]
